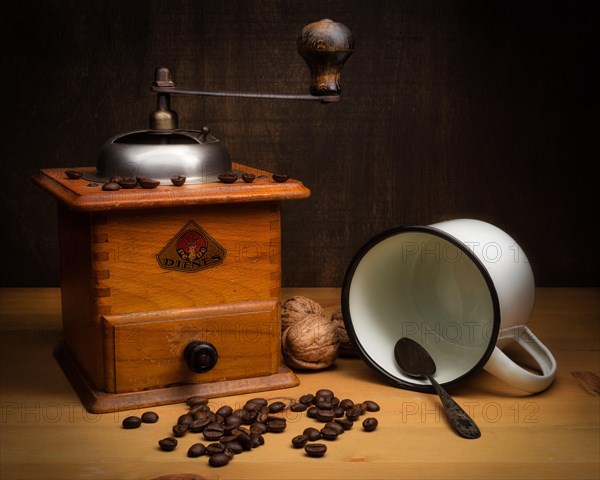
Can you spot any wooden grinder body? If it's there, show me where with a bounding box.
[33,165,309,412]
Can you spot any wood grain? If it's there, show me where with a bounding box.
[38,168,297,395]
[32,164,310,211]
[0,287,598,480]
[104,300,280,392]
[7,1,600,288]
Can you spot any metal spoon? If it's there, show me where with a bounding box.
[394,337,481,439]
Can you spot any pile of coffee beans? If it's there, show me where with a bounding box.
[288,388,379,458]
[121,389,379,468]
[148,395,292,467]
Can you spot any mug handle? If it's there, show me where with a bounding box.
[483,325,557,393]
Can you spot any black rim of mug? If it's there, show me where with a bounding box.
[341,224,501,394]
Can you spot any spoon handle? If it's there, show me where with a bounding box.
[426,375,481,439]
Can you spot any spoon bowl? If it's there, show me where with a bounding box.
[394,337,481,439]
[394,337,437,378]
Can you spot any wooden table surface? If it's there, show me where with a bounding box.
[1,287,598,480]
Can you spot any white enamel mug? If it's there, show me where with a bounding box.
[342,218,557,394]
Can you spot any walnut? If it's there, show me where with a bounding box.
[282,314,340,370]
[331,307,360,357]
[280,295,325,331]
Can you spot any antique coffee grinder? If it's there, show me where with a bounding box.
[34,19,353,413]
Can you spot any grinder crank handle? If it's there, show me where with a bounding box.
[150,19,354,105]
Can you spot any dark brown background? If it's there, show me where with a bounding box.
[2,0,598,287]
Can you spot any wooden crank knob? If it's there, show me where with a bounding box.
[297,19,354,96]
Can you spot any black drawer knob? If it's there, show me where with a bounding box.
[184,340,218,373]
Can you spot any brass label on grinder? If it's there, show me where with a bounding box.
[156,220,226,273]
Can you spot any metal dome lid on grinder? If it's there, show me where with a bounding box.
[88,19,354,186]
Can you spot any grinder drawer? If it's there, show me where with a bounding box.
[102,300,280,393]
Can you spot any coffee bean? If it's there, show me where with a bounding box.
[65,170,83,180]
[224,415,242,429]
[206,442,226,455]
[299,394,315,405]
[333,406,345,418]
[230,408,245,418]
[219,434,238,444]
[362,417,378,432]
[172,424,188,437]
[122,416,142,429]
[191,412,210,422]
[303,427,321,441]
[247,397,268,407]
[241,173,256,183]
[186,396,208,407]
[291,434,308,448]
[290,402,308,412]
[315,398,334,410]
[230,426,250,437]
[250,433,264,448]
[362,400,381,412]
[249,422,268,435]
[102,182,120,191]
[266,418,286,433]
[255,412,269,423]
[203,422,224,441]
[187,443,206,458]
[305,443,327,458]
[177,414,194,426]
[339,399,354,410]
[314,394,331,404]
[334,418,354,430]
[189,418,211,433]
[192,411,213,423]
[316,410,336,423]
[190,404,211,415]
[243,411,257,424]
[243,401,261,412]
[324,422,344,435]
[320,427,339,441]
[306,406,318,419]
[268,401,286,413]
[118,177,137,189]
[212,414,223,425]
[315,389,334,398]
[223,441,243,455]
[208,452,230,467]
[171,175,186,186]
[216,405,233,417]
[236,432,252,451]
[141,411,159,423]
[138,176,160,189]
[218,173,238,184]
[272,174,290,183]
[223,448,235,460]
[346,405,362,421]
[158,437,177,451]
[235,409,252,424]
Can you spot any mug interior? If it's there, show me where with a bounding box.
[342,227,500,390]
